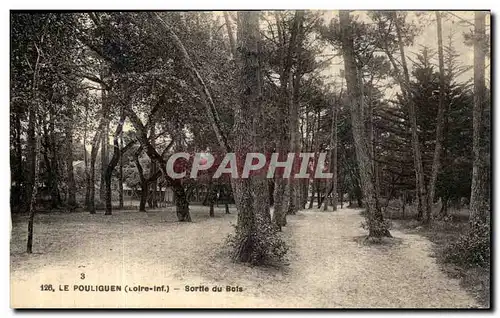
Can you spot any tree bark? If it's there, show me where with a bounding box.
[310,110,321,209]
[27,114,41,253]
[323,98,339,211]
[224,11,276,263]
[84,105,90,208]
[105,112,136,215]
[48,107,62,208]
[118,131,124,209]
[27,42,42,253]
[150,124,158,208]
[287,12,305,215]
[125,107,191,222]
[272,11,302,228]
[88,130,102,214]
[63,101,77,209]
[207,177,216,217]
[42,121,59,209]
[134,147,147,212]
[100,120,109,202]
[426,11,447,224]
[11,111,24,209]
[340,10,390,237]
[392,13,428,222]
[469,11,488,224]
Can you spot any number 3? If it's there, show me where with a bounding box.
[80,273,85,280]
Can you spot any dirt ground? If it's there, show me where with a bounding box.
[10,206,479,308]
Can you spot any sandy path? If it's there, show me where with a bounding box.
[10,207,478,308]
[282,208,478,308]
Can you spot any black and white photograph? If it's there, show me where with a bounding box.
[9,9,491,309]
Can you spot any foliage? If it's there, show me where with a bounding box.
[443,220,490,268]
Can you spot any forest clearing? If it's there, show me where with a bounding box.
[10,10,490,309]
[10,206,480,308]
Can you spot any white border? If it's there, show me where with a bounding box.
[1,1,497,317]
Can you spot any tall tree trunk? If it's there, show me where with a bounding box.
[11,111,24,209]
[152,12,279,262]
[104,112,128,215]
[27,43,42,254]
[469,11,488,224]
[366,79,381,208]
[27,113,41,253]
[10,112,26,209]
[118,131,124,209]
[272,11,301,229]
[150,124,157,208]
[230,11,276,263]
[339,10,390,237]
[49,107,61,208]
[331,101,339,211]
[311,110,321,209]
[88,130,102,214]
[287,13,305,215]
[392,13,428,222]
[99,89,110,202]
[134,148,147,212]
[323,99,339,211]
[84,106,90,208]
[65,111,77,209]
[426,11,447,224]
[207,177,216,217]
[42,115,61,209]
[100,120,109,201]
[308,181,315,209]
[287,71,301,215]
[221,185,231,214]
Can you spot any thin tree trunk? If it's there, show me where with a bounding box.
[332,101,339,211]
[311,110,320,209]
[151,124,158,208]
[308,182,315,209]
[118,131,124,209]
[426,11,447,224]
[84,105,90,207]
[48,108,62,208]
[104,112,128,215]
[287,71,301,215]
[340,10,390,237]
[65,114,77,209]
[323,98,339,211]
[134,147,147,212]
[27,114,41,254]
[88,130,102,214]
[27,42,42,254]
[392,13,428,222]
[100,120,109,202]
[287,13,305,215]
[207,177,215,217]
